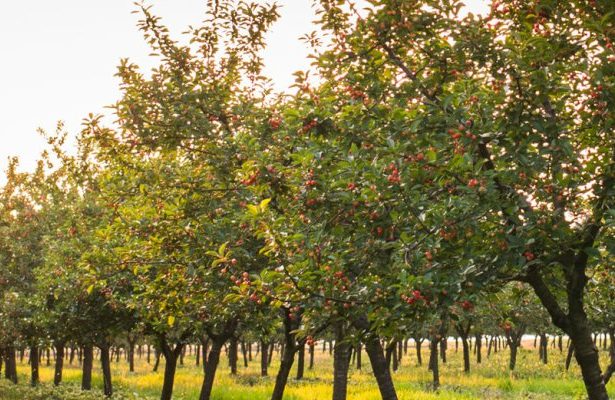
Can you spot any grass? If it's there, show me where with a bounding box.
[1,341,613,399]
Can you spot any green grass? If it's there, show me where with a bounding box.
[1,342,613,399]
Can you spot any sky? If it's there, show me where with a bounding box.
[0,1,488,177]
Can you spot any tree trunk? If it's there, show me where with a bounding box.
[271,309,301,400]
[199,336,227,400]
[509,343,518,371]
[54,341,65,386]
[128,338,136,372]
[602,330,614,384]
[260,340,269,376]
[475,334,482,364]
[270,340,296,400]
[461,337,470,373]
[540,333,548,364]
[566,343,575,371]
[100,344,113,397]
[440,337,447,364]
[570,327,609,400]
[196,343,201,366]
[6,346,17,384]
[364,335,398,400]
[296,342,305,380]
[228,337,238,375]
[355,343,362,370]
[241,341,249,368]
[332,324,351,400]
[309,342,315,370]
[159,339,182,400]
[82,344,93,390]
[30,344,39,387]
[429,338,440,390]
[415,339,423,366]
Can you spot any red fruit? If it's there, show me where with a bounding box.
[415,153,425,161]
[461,300,473,310]
[268,117,281,130]
[231,258,238,265]
[468,178,479,188]
[347,182,356,190]
[242,271,249,279]
[424,250,433,261]
[524,251,535,261]
[412,290,421,299]
[376,227,384,236]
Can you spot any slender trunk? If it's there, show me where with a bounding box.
[54,341,65,386]
[270,341,296,400]
[355,343,361,370]
[429,338,440,390]
[509,343,518,371]
[271,309,301,400]
[100,344,113,397]
[296,342,305,380]
[82,344,93,390]
[415,339,423,366]
[30,344,39,387]
[332,323,351,400]
[241,341,248,368]
[201,337,209,374]
[153,348,161,372]
[475,334,482,364]
[199,337,225,400]
[385,341,395,370]
[228,337,238,375]
[69,346,75,365]
[147,344,151,364]
[440,338,447,364]
[160,340,182,400]
[260,340,269,376]
[196,343,201,366]
[461,337,470,373]
[540,333,548,364]
[565,343,575,371]
[364,335,398,400]
[309,342,315,370]
[128,339,136,372]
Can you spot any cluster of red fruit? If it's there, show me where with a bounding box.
[301,119,318,133]
[230,271,251,287]
[324,268,352,293]
[268,117,281,130]
[460,300,473,311]
[523,251,536,261]
[241,171,259,186]
[306,335,315,346]
[345,85,367,101]
[401,289,425,305]
[386,163,400,184]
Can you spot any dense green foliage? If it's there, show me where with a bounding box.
[0,1,613,400]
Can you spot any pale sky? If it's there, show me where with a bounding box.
[0,1,488,176]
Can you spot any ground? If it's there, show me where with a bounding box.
[0,340,613,399]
